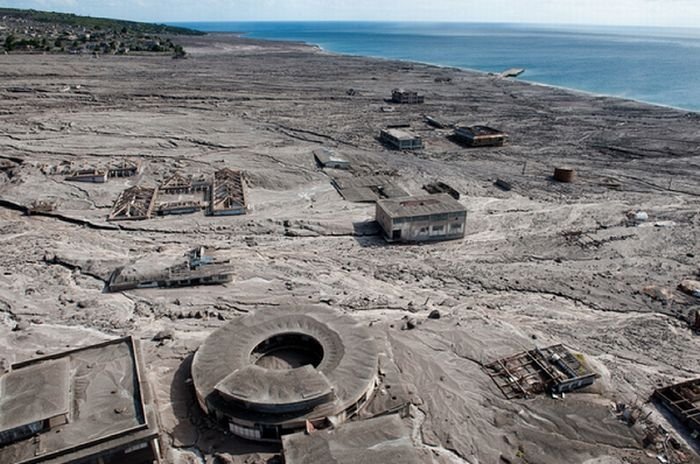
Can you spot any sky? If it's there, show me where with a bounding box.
[2,0,700,28]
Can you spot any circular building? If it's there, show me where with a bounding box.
[191,306,379,442]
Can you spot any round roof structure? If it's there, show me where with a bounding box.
[191,306,378,441]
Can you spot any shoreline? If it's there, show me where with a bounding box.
[192,28,700,114]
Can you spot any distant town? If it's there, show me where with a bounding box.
[0,8,202,56]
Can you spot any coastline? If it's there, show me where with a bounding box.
[185,26,700,114]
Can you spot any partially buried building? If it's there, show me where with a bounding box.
[379,128,423,150]
[191,306,379,442]
[375,193,467,243]
[454,125,508,147]
[0,337,161,464]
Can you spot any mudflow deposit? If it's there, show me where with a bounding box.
[0,33,699,464]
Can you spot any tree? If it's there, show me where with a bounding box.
[4,34,16,51]
[173,44,186,59]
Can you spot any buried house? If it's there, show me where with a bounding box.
[375,193,467,243]
[0,337,161,464]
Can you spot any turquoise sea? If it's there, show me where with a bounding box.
[172,22,700,112]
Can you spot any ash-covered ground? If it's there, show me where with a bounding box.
[0,33,698,463]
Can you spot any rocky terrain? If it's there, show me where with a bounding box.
[0,33,698,463]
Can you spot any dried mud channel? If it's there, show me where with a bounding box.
[0,33,699,463]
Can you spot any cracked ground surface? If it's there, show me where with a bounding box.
[0,34,699,463]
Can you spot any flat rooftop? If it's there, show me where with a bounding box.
[377,193,466,218]
[332,175,408,203]
[0,337,159,464]
[282,414,422,464]
[382,128,420,140]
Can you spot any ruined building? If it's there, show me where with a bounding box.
[375,193,467,243]
[454,125,508,147]
[391,89,424,104]
[0,337,161,464]
[107,246,234,292]
[191,306,379,442]
[380,128,424,150]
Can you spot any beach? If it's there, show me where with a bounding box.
[0,32,698,463]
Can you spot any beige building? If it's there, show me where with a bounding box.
[375,194,467,243]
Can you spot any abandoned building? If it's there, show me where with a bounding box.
[157,200,205,216]
[65,168,108,183]
[0,337,161,464]
[107,246,234,292]
[423,181,461,200]
[375,194,467,243]
[391,88,425,104]
[314,148,350,169]
[210,168,247,216]
[380,128,424,150]
[108,186,158,221]
[159,173,194,194]
[454,125,508,147]
[485,344,597,399]
[653,378,700,439]
[191,306,379,442]
[282,414,422,464]
[108,160,141,178]
[331,175,409,203]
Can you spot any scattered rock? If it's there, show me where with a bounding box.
[152,329,174,342]
[401,317,417,331]
[428,309,441,320]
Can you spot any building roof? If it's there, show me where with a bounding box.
[381,128,420,141]
[332,175,408,203]
[0,359,71,433]
[377,194,466,219]
[314,148,349,165]
[192,306,378,425]
[0,337,159,464]
[282,414,423,464]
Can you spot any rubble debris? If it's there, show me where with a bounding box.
[108,185,158,221]
[379,128,424,150]
[425,115,449,129]
[107,246,234,292]
[376,193,467,243]
[391,88,424,104]
[209,168,247,216]
[191,306,378,442]
[454,125,508,147]
[678,280,700,298]
[331,175,408,203]
[653,378,700,441]
[159,173,193,194]
[26,199,56,215]
[485,344,597,399]
[314,147,350,170]
[282,414,421,464]
[0,337,161,464]
[423,181,460,199]
[107,159,141,178]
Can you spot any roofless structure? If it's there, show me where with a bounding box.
[0,337,161,464]
[191,306,378,442]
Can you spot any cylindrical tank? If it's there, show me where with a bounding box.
[554,167,576,183]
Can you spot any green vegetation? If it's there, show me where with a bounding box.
[0,8,203,56]
[0,8,204,36]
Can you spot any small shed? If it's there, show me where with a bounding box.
[375,194,467,243]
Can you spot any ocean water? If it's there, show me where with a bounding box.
[173,22,700,111]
